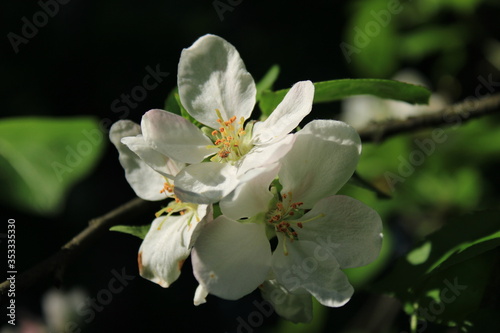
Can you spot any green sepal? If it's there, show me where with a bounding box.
[110,224,151,239]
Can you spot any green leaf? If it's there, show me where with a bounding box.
[259,79,431,115]
[164,86,204,127]
[0,117,105,216]
[164,87,182,116]
[110,224,151,239]
[256,64,280,103]
[375,210,500,327]
[174,91,202,128]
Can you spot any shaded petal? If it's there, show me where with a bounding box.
[174,162,238,204]
[236,134,296,177]
[109,120,166,201]
[295,195,383,269]
[272,239,354,307]
[178,34,256,128]
[142,109,217,164]
[121,134,185,179]
[194,284,209,306]
[220,163,279,220]
[191,216,271,300]
[279,120,361,208]
[253,81,314,145]
[138,205,211,288]
[259,280,313,323]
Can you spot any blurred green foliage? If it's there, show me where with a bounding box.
[0,117,105,215]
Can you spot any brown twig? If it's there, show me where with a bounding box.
[1,94,498,302]
[0,197,162,301]
[358,93,500,142]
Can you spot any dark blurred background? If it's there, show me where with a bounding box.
[1,0,499,332]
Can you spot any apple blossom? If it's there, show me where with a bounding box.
[190,120,383,321]
[140,34,315,204]
[109,120,212,289]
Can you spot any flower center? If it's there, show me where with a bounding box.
[266,191,324,255]
[155,181,200,229]
[266,192,304,242]
[207,109,253,163]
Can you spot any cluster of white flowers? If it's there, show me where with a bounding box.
[110,34,383,322]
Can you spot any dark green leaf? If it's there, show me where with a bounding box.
[110,224,151,239]
[0,117,105,215]
[375,210,500,327]
[259,79,431,115]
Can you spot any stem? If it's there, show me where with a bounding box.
[358,93,500,142]
[1,93,498,304]
[0,197,163,300]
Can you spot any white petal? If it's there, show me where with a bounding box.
[272,239,354,307]
[194,284,209,306]
[295,196,383,269]
[138,206,211,288]
[279,120,361,208]
[174,162,238,204]
[141,109,217,164]
[109,120,167,201]
[178,34,256,129]
[253,81,314,145]
[259,280,313,323]
[121,135,184,179]
[236,134,296,177]
[191,216,271,300]
[220,163,280,220]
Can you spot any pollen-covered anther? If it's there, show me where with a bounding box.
[270,215,281,221]
[211,130,218,136]
[219,150,230,158]
[160,182,174,194]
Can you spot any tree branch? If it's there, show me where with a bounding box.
[2,94,498,302]
[0,197,163,301]
[358,93,500,142]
